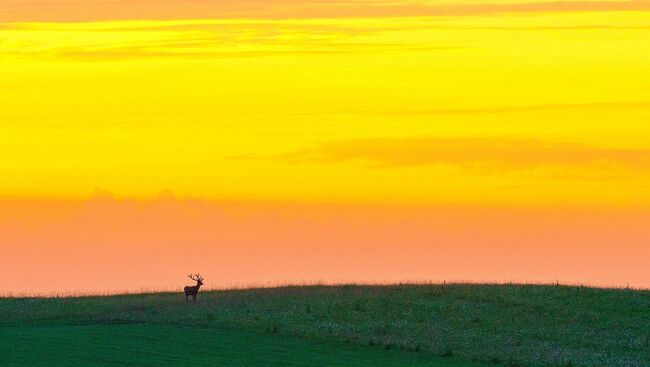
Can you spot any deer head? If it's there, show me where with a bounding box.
[188,273,204,286]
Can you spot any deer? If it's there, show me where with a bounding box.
[184,273,204,302]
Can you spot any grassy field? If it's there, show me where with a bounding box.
[1,284,649,366]
[0,324,481,367]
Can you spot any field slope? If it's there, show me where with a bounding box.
[1,284,649,366]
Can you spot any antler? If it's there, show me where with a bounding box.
[188,273,204,281]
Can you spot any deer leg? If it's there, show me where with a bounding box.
[193,294,197,303]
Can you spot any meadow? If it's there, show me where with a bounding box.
[1,284,649,366]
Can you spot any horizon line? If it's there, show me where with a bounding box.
[2,280,647,299]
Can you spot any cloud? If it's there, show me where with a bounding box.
[378,101,650,117]
[0,19,465,61]
[1,42,458,62]
[1,0,649,22]
[3,3,647,62]
[238,136,650,171]
[282,101,650,119]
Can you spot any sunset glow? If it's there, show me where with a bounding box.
[1,0,650,293]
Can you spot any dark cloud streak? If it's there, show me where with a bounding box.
[235,136,650,172]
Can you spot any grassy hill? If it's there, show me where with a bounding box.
[1,284,649,366]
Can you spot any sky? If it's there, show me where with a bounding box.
[1,0,649,294]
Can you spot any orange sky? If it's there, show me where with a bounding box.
[2,195,649,294]
[3,0,650,21]
[1,0,650,294]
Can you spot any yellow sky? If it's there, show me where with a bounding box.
[2,1,650,206]
[2,1,650,293]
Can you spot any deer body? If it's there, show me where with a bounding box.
[184,274,204,302]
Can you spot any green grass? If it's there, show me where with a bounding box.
[0,324,478,366]
[1,284,649,366]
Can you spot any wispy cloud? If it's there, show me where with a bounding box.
[0,18,465,61]
[236,136,650,171]
[378,101,650,117]
[2,3,648,62]
[281,101,650,121]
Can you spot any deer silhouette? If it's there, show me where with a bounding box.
[184,273,204,302]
